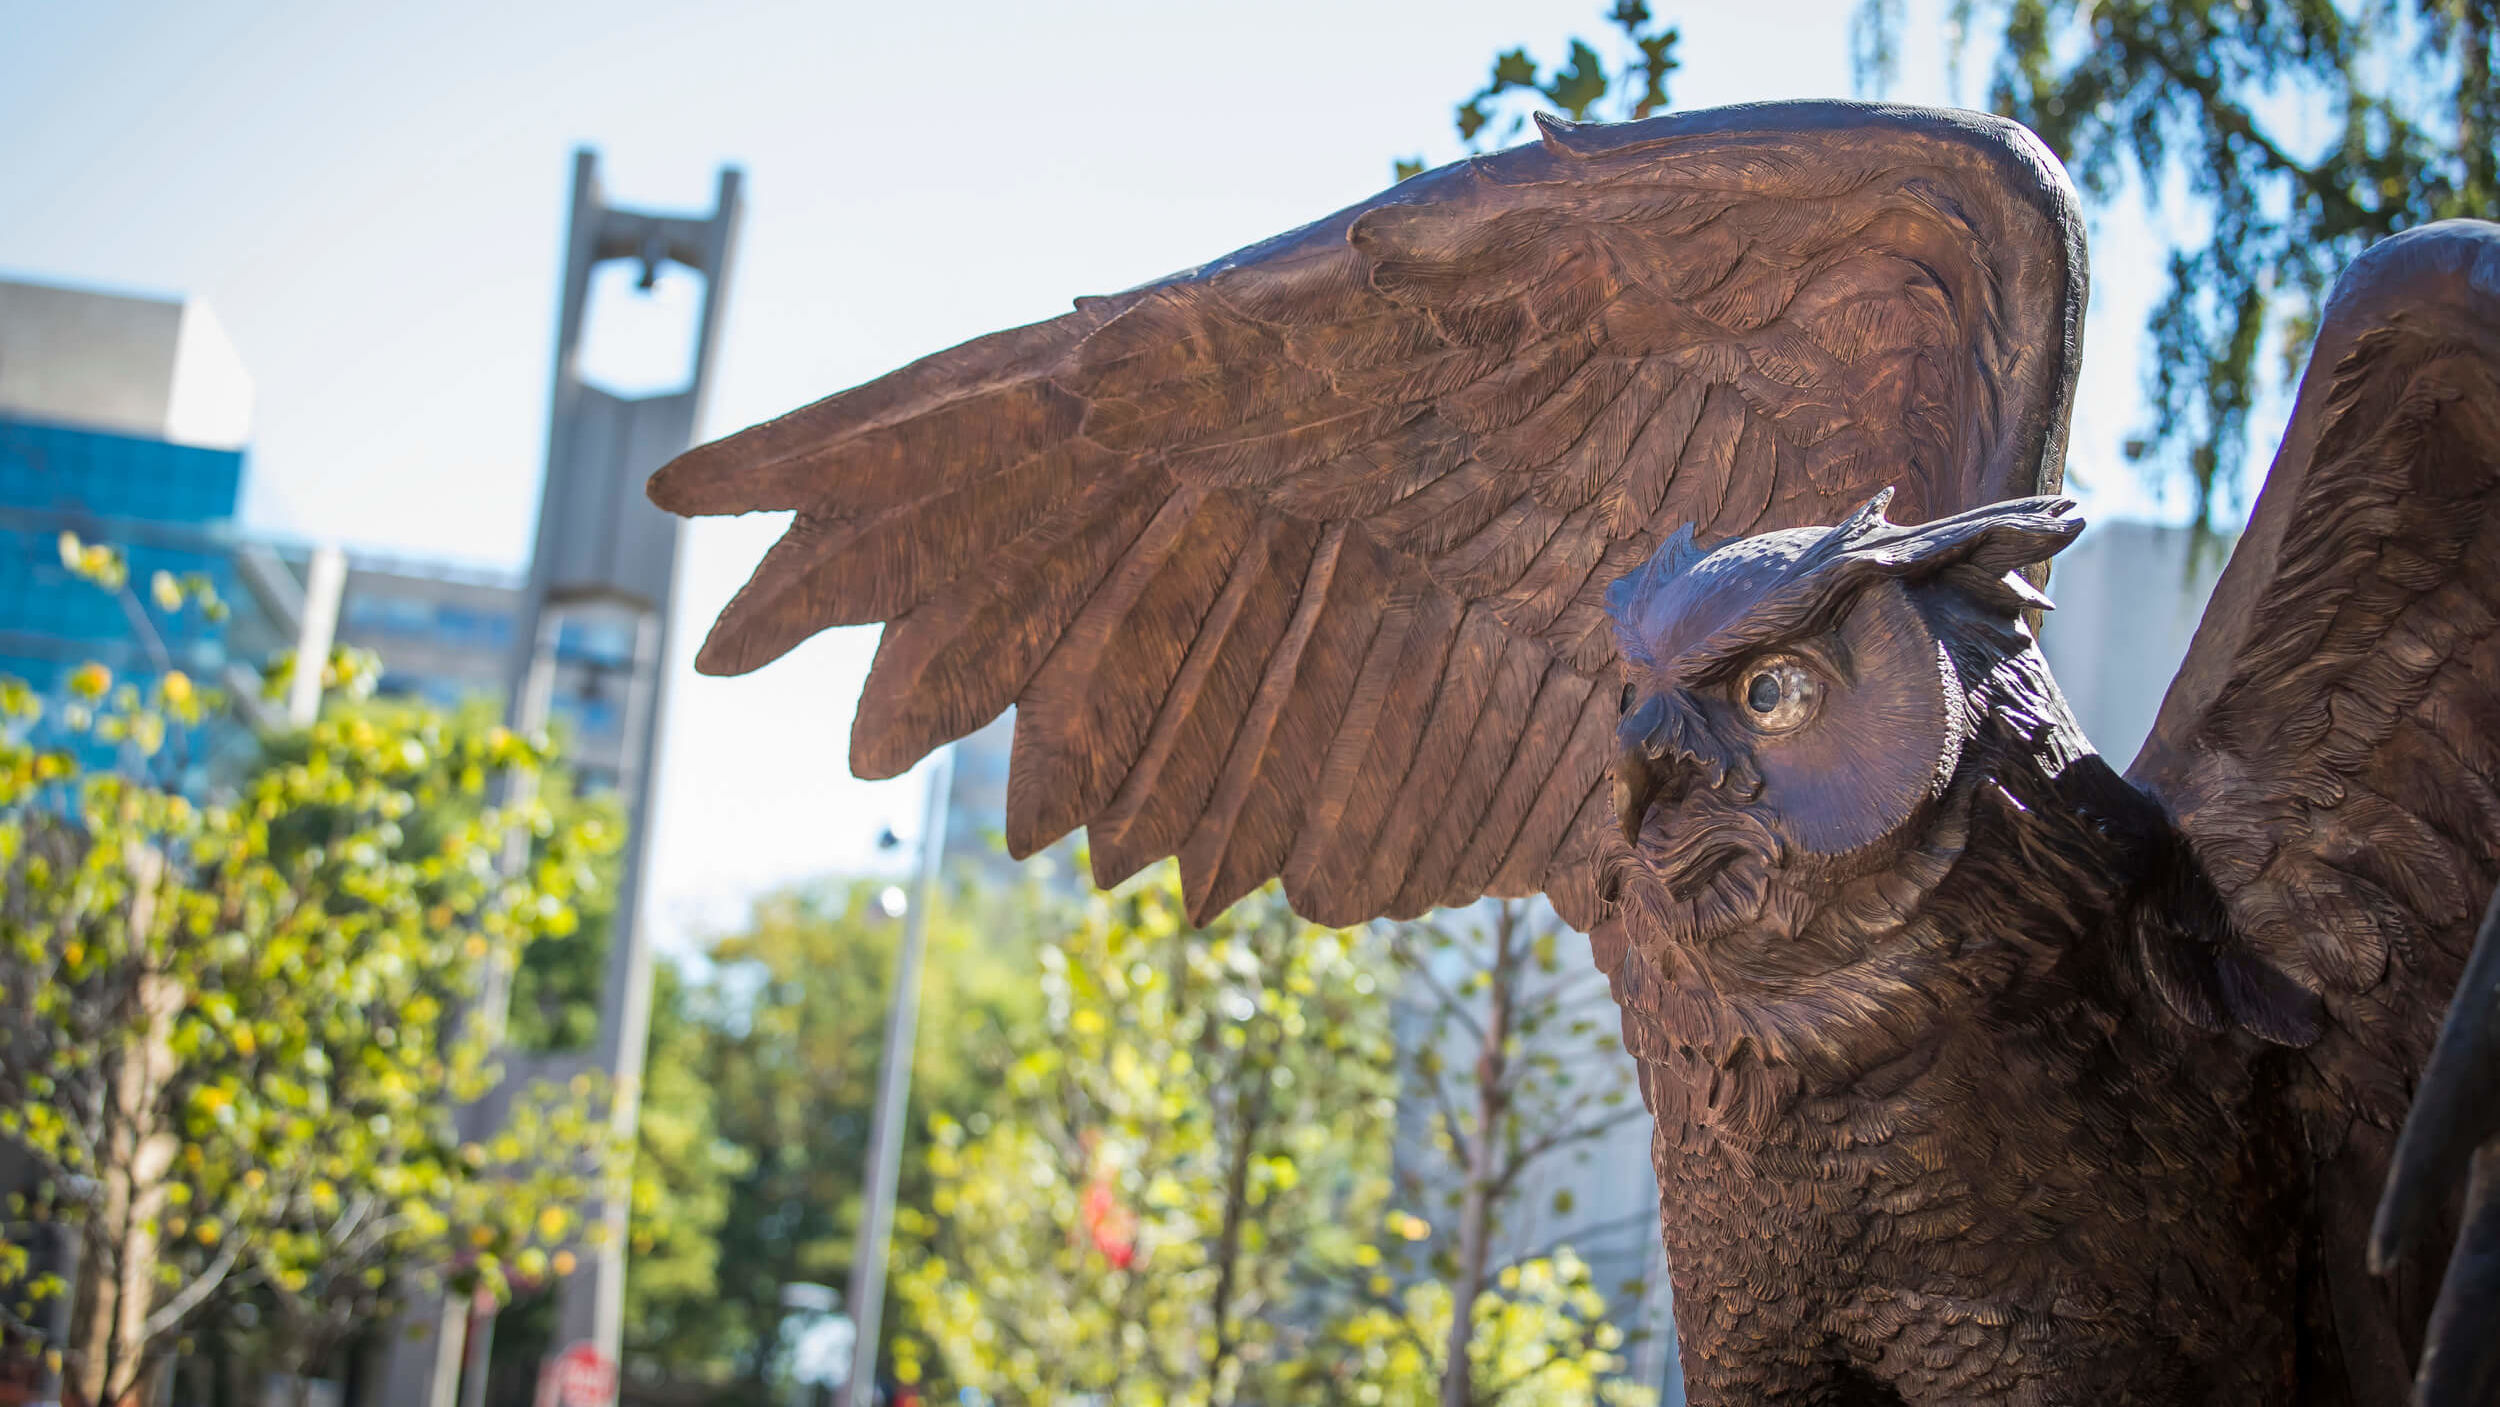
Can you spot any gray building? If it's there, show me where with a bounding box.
[0,275,253,452]
[2038,517,2232,765]
[0,274,630,778]
[317,552,649,790]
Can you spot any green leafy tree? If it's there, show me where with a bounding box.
[1395,1,1680,180]
[894,867,1400,1406]
[0,545,621,1407]
[1854,0,2499,525]
[613,959,749,1384]
[1329,1249,1653,1407]
[616,877,1040,1390]
[500,775,620,1054]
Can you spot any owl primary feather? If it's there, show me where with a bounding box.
[650,101,2500,1403]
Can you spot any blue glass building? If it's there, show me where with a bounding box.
[0,275,261,705]
[0,413,246,693]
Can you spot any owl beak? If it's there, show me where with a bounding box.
[1616,692,1664,844]
[1612,742,1693,845]
[1611,690,1754,845]
[1613,751,1660,845]
[1614,691,1705,844]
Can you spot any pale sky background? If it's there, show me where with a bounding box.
[1,0,2188,950]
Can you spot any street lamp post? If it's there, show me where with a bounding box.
[839,748,952,1407]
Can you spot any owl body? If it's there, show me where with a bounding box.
[1611,763,2307,1404]
[1599,501,2315,1404]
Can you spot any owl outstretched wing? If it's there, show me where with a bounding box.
[2127,220,2500,1402]
[652,101,2085,929]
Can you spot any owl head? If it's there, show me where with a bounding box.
[1603,490,2085,955]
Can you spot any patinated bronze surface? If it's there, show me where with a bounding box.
[650,101,2500,1403]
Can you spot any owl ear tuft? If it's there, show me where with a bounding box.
[1836,487,1898,539]
[1849,494,2083,581]
[1606,522,1707,616]
[1612,490,2083,675]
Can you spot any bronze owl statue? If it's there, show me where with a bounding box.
[650,102,2500,1403]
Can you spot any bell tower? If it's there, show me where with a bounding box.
[378,147,741,1407]
[520,144,742,1396]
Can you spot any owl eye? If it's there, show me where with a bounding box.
[1736,656,1822,733]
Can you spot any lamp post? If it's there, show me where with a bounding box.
[839,748,952,1407]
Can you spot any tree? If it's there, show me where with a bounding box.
[1394,1,1681,181]
[617,877,1041,1391]
[613,958,748,1385]
[0,543,622,1406]
[500,773,621,1054]
[1375,902,1649,1407]
[894,866,1400,1406]
[1328,1248,1653,1407]
[1853,0,2499,526]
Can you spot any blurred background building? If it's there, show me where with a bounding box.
[0,277,257,696]
[0,273,644,789]
[2038,521,2231,766]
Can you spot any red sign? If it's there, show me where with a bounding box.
[534,1342,616,1407]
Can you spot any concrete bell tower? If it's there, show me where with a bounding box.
[524,146,742,1395]
[378,148,740,1407]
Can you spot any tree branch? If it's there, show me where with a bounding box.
[140,1236,242,1342]
[1493,1103,1646,1200]
[1388,930,1486,1048]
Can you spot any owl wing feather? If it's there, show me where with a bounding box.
[652,101,2086,928]
[2128,220,2500,1400]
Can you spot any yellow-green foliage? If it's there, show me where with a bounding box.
[622,960,747,1314]
[0,603,625,1392]
[1330,1249,1657,1407]
[894,866,1399,1405]
[620,876,1043,1384]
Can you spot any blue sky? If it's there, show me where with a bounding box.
[1,0,2182,947]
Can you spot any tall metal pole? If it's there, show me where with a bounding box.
[839,748,952,1407]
